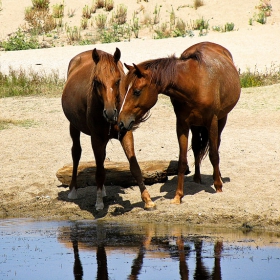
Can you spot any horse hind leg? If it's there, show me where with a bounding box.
[191,126,208,184]
[68,124,82,199]
[208,116,223,192]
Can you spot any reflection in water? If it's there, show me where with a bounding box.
[1,220,280,279]
[67,223,223,280]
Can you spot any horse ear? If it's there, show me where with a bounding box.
[133,63,145,78]
[124,63,133,71]
[114,48,121,63]
[92,48,100,64]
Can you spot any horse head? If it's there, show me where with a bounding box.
[118,63,157,131]
[91,48,123,123]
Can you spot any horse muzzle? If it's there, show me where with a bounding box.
[103,108,117,123]
[118,119,135,131]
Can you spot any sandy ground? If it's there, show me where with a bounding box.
[1,0,280,232]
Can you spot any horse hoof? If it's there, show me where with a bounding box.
[170,198,181,205]
[68,188,78,200]
[144,202,156,211]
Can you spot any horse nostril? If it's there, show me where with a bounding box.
[118,121,126,131]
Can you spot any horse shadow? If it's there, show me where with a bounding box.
[57,170,230,218]
[160,172,230,199]
[57,184,162,219]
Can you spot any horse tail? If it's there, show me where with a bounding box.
[190,126,209,165]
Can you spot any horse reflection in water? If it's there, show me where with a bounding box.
[69,226,223,280]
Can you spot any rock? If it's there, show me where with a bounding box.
[56,160,178,187]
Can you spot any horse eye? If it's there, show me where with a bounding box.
[115,79,120,86]
[133,89,141,96]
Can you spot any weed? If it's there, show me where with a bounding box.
[194,0,204,10]
[256,0,272,16]
[193,17,209,31]
[52,3,64,18]
[81,18,89,30]
[153,4,161,25]
[24,6,57,34]
[67,8,76,18]
[0,119,36,130]
[239,65,280,88]
[131,12,140,38]
[154,23,171,39]
[224,22,234,31]
[169,7,175,26]
[105,0,114,11]
[82,5,92,19]
[112,4,127,25]
[95,0,105,9]
[0,68,64,98]
[66,26,81,43]
[95,14,107,29]
[173,18,186,37]
[31,0,50,10]
[255,11,267,24]
[0,29,39,51]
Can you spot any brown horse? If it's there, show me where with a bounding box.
[62,48,155,210]
[118,42,241,205]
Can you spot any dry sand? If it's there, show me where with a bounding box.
[0,0,280,232]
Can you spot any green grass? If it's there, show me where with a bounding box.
[0,68,65,98]
[0,119,36,130]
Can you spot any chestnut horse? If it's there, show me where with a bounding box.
[118,42,241,204]
[62,48,155,210]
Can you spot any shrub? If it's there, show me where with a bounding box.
[31,0,50,10]
[105,0,114,11]
[82,5,92,19]
[173,18,186,37]
[0,29,39,51]
[66,26,81,43]
[95,14,107,29]
[112,4,127,25]
[193,17,209,31]
[194,0,204,10]
[52,3,64,18]
[95,0,105,9]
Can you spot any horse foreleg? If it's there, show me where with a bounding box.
[172,122,189,205]
[68,124,81,200]
[208,116,223,192]
[120,131,155,210]
[92,137,107,211]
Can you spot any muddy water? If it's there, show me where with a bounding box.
[0,219,280,280]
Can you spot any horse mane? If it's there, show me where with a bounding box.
[129,55,179,90]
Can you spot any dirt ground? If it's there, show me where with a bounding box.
[1,83,280,232]
[1,0,280,232]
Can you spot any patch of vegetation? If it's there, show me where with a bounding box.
[239,65,280,88]
[0,68,64,98]
[0,119,36,130]
[0,29,40,51]
[194,0,204,10]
